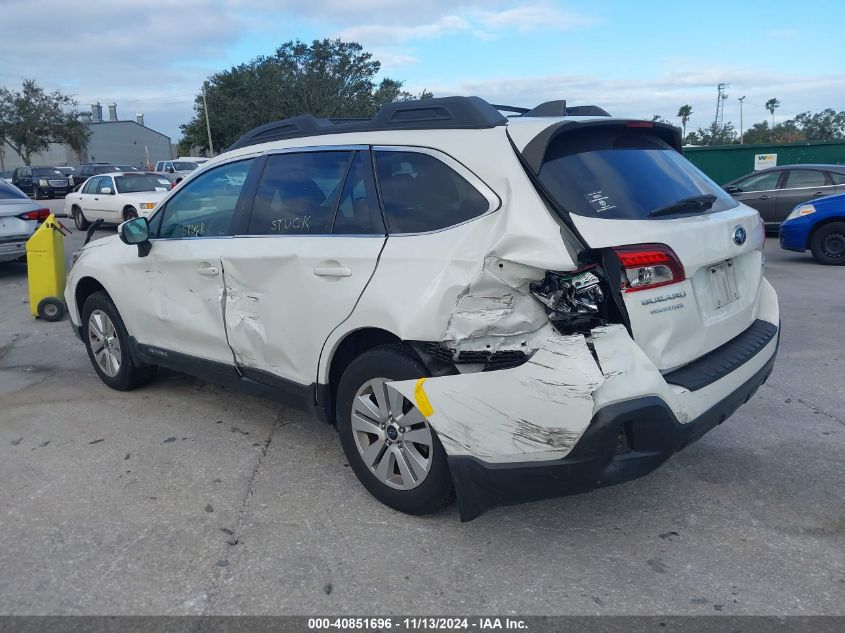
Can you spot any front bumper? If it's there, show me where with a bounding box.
[779,220,808,252]
[449,335,778,521]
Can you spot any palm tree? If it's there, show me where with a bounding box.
[765,98,781,129]
[677,105,693,138]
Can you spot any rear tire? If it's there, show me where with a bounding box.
[81,291,156,390]
[73,206,90,230]
[810,222,845,265]
[336,345,453,515]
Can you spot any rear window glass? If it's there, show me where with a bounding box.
[0,181,27,200]
[538,128,737,220]
[115,174,171,193]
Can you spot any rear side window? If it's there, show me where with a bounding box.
[82,177,101,194]
[830,172,845,185]
[332,151,384,235]
[785,169,827,188]
[247,151,352,235]
[538,128,737,220]
[374,150,490,233]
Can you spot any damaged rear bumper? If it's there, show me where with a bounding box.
[448,334,778,521]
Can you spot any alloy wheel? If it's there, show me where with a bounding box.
[88,309,121,377]
[351,377,433,490]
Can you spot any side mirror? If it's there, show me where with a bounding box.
[100,187,113,195]
[118,216,152,257]
[167,167,174,173]
[724,185,741,194]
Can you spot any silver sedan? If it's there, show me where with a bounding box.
[0,180,51,263]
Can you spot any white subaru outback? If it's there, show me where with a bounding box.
[65,97,779,520]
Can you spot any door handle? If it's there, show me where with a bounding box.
[812,191,824,196]
[313,266,352,278]
[758,195,770,200]
[197,265,220,277]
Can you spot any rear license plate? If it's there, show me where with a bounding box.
[709,260,740,309]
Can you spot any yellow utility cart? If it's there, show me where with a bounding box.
[25,214,69,322]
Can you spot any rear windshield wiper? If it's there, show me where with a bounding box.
[648,194,717,218]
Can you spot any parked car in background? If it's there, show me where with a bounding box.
[65,96,779,520]
[780,193,845,265]
[12,166,73,199]
[65,172,172,229]
[1,171,15,183]
[71,163,117,188]
[0,180,51,263]
[723,164,845,231]
[154,160,200,186]
[114,164,140,172]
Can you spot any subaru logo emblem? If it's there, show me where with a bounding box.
[733,225,747,246]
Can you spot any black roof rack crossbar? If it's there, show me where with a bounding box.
[491,104,530,114]
[227,96,508,151]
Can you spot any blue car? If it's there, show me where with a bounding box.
[780,192,845,265]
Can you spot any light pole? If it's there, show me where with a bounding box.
[738,96,746,144]
[202,86,215,156]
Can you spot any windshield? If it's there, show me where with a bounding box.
[537,127,737,220]
[33,167,64,176]
[0,181,27,200]
[173,161,198,171]
[115,174,172,193]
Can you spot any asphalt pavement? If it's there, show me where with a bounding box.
[0,198,842,615]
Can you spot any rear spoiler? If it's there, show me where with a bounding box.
[519,119,683,175]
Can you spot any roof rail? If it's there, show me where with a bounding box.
[491,104,530,114]
[227,96,508,151]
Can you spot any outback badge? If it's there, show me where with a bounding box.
[733,225,747,246]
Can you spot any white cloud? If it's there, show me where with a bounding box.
[415,69,845,129]
[472,4,596,31]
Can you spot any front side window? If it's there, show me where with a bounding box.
[98,177,115,193]
[247,151,352,235]
[374,150,490,233]
[785,169,827,189]
[538,128,737,220]
[156,158,254,239]
[735,171,781,192]
[172,161,198,171]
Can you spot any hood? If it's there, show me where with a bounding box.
[82,234,119,251]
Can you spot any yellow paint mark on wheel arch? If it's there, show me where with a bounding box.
[414,378,434,417]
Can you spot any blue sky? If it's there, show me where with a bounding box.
[1,0,843,140]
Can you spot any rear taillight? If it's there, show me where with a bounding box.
[18,208,51,222]
[613,244,685,292]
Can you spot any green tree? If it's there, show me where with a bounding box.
[0,79,90,165]
[677,104,692,138]
[794,109,845,140]
[684,122,737,146]
[180,39,427,154]
[765,98,780,131]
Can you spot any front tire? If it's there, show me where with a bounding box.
[33,187,43,200]
[123,206,138,222]
[81,291,156,390]
[73,206,90,230]
[810,222,845,265]
[336,345,453,515]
